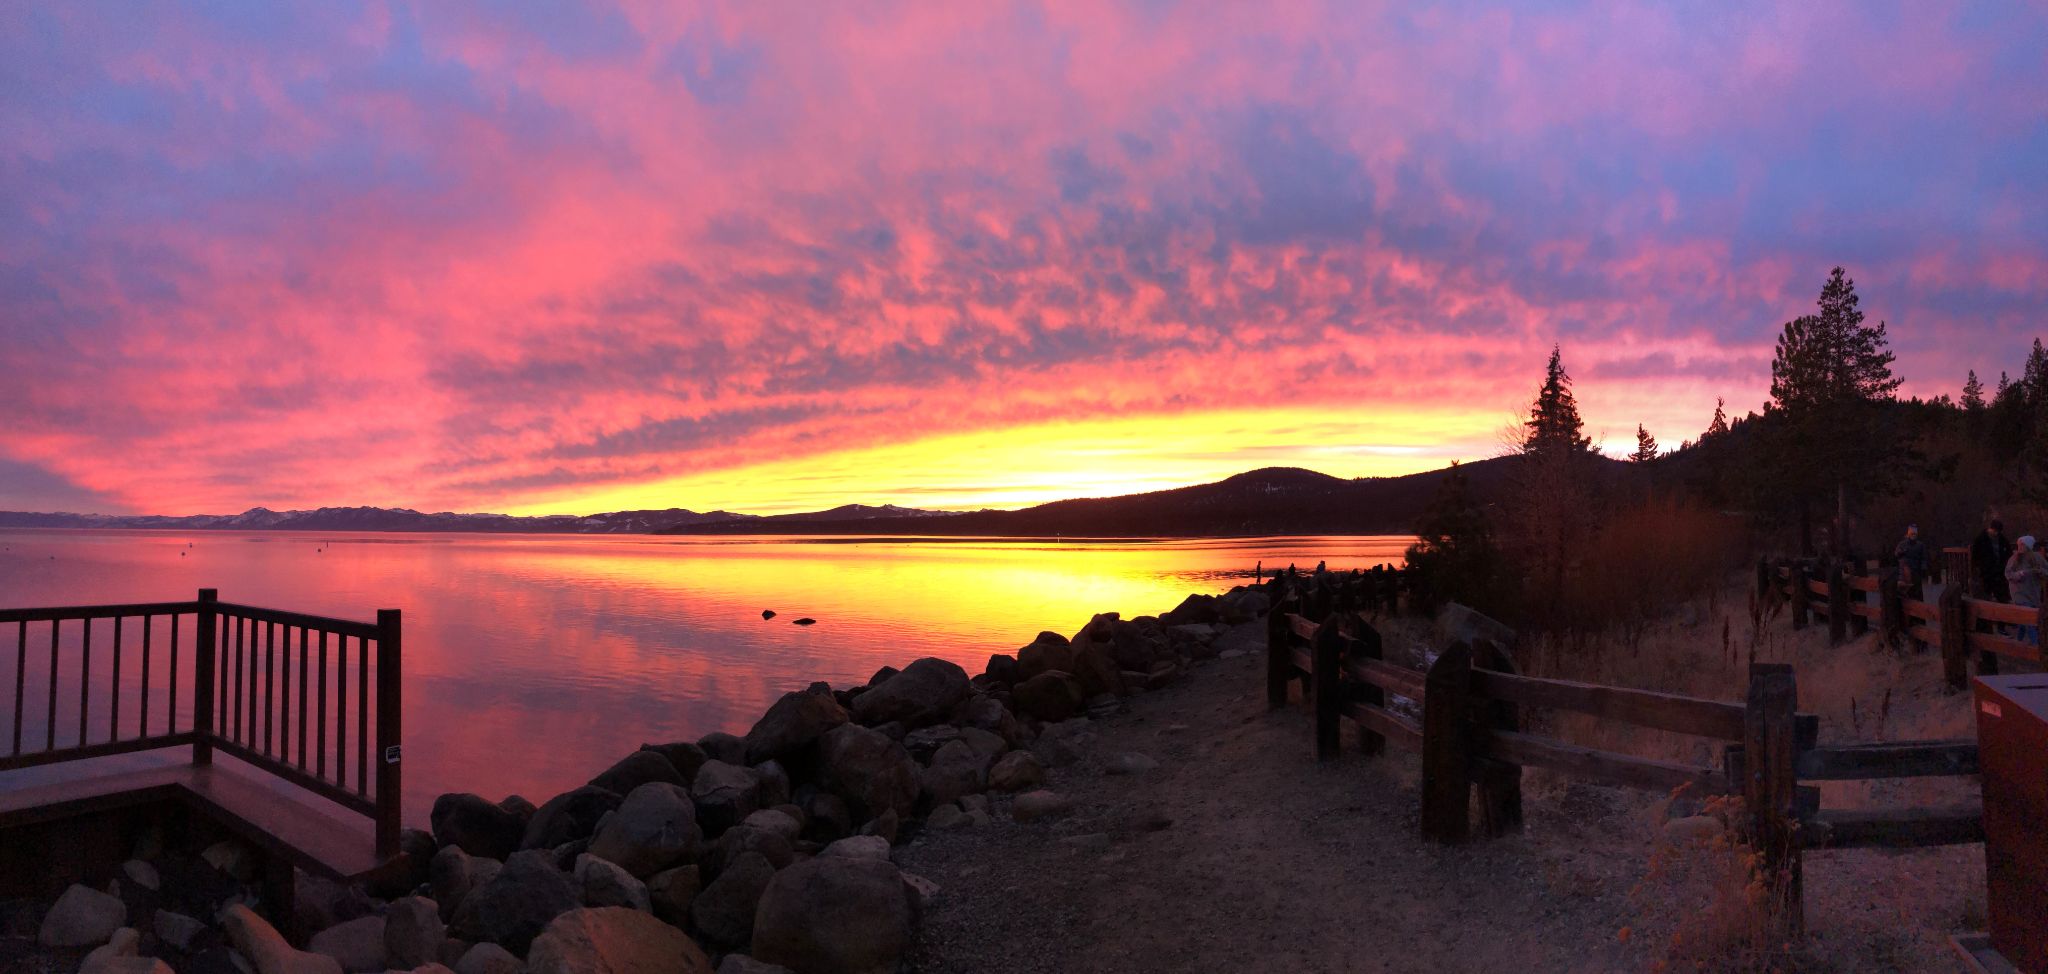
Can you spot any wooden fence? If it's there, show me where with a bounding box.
[1760,556,2043,689]
[0,589,404,856]
[1264,584,1983,934]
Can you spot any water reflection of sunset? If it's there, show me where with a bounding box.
[0,530,1409,822]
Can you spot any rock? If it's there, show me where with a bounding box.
[1125,804,1175,833]
[527,906,713,974]
[1012,790,1072,822]
[752,760,792,809]
[900,872,940,913]
[640,741,709,783]
[691,851,775,948]
[39,883,127,947]
[1016,634,1076,679]
[80,926,140,972]
[383,897,444,970]
[429,846,500,922]
[926,805,967,830]
[1436,602,1517,651]
[986,751,1045,792]
[751,857,913,974]
[1663,815,1724,845]
[574,854,650,911]
[295,872,377,936]
[221,903,342,974]
[587,782,703,878]
[820,724,918,822]
[859,809,900,845]
[1086,692,1123,718]
[959,794,990,815]
[955,726,1007,762]
[900,725,962,762]
[981,654,1020,686]
[697,732,747,766]
[120,859,160,891]
[431,794,526,861]
[524,785,626,850]
[744,688,850,765]
[1032,718,1097,767]
[448,849,581,956]
[851,657,970,728]
[453,943,521,974]
[500,795,539,822]
[799,793,851,842]
[203,839,260,882]
[646,865,700,928]
[1104,752,1158,775]
[791,618,815,626]
[1058,832,1112,853]
[1011,671,1084,722]
[761,609,776,620]
[383,828,440,897]
[155,909,207,952]
[83,958,171,974]
[704,826,794,878]
[1161,593,1221,625]
[918,740,989,807]
[589,750,687,796]
[438,938,470,967]
[688,761,763,838]
[308,915,385,973]
[717,957,793,974]
[742,809,802,843]
[819,836,890,861]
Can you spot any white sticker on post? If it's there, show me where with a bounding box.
[384,745,402,764]
[1981,702,2002,718]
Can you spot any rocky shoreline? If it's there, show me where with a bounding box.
[2,583,1273,974]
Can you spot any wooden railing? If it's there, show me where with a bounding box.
[1267,603,1983,935]
[0,589,402,856]
[1761,556,2043,689]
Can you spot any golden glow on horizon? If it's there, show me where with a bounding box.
[505,406,1505,516]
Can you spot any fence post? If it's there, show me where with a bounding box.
[1469,639,1524,838]
[1879,569,1903,649]
[1420,642,1473,844]
[1789,563,1810,630]
[1848,561,1869,638]
[1743,663,1803,938]
[1756,558,1771,604]
[192,589,217,767]
[1354,619,1386,757]
[375,608,402,859]
[1311,614,1343,761]
[1939,584,1968,692]
[1827,562,1848,645]
[1265,588,1292,710]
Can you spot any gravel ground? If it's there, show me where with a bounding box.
[897,618,1981,974]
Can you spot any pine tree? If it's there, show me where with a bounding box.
[1631,424,1658,462]
[1522,345,1592,458]
[1761,267,1905,555]
[1705,397,1729,438]
[1963,370,1986,412]
[1403,462,1507,617]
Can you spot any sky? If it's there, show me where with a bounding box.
[3,2,2046,516]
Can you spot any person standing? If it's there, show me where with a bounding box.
[2006,537,2048,644]
[1895,524,1930,597]
[1973,518,2013,602]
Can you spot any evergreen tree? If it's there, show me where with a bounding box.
[1522,345,1593,458]
[1631,424,1658,462]
[1963,370,1986,412]
[1403,463,1506,617]
[1760,267,1904,554]
[1705,397,1729,438]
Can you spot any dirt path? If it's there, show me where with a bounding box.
[898,619,1979,974]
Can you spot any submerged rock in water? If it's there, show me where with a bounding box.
[792,618,817,626]
[761,609,776,620]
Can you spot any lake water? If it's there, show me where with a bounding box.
[0,530,1409,823]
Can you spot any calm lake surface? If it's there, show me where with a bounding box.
[0,530,1409,823]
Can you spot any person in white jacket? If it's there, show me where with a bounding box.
[2005,536,2048,643]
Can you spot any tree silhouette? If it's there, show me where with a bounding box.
[1522,345,1593,459]
[1963,370,1986,412]
[1631,424,1658,462]
[1705,397,1729,439]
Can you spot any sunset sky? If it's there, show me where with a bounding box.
[4,3,2046,516]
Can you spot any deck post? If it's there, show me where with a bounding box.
[1265,590,1291,710]
[374,609,402,859]
[1311,614,1343,761]
[193,589,217,766]
[1419,641,1473,845]
[1469,639,1524,839]
[1848,560,1869,638]
[1354,619,1386,757]
[1743,663,1803,938]
[1826,562,1848,645]
[1789,563,1810,630]
[1879,569,1903,650]
[1939,585,1969,692]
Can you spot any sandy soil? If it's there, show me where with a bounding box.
[899,613,1985,974]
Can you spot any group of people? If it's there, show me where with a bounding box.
[1955,519,2048,641]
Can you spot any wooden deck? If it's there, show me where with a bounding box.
[0,762,385,880]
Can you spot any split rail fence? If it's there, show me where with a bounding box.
[1265,580,1982,934]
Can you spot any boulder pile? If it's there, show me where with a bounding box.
[3,584,1273,973]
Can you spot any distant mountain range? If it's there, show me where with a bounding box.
[0,458,1552,537]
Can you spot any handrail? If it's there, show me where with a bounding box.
[0,601,199,624]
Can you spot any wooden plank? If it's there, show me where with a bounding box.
[1419,643,1472,844]
[1745,663,1802,936]
[1907,624,1940,646]
[1289,646,1313,676]
[1966,631,2043,663]
[1345,657,1425,701]
[1902,599,1939,623]
[1950,933,2022,974]
[1805,805,1984,849]
[1846,576,1879,593]
[1467,669,1747,741]
[1848,603,1881,620]
[1340,700,1422,751]
[0,765,191,829]
[179,764,384,879]
[1286,613,1320,642]
[0,602,198,624]
[1796,740,1978,780]
[211,737,378,818]
[216,603,380,641]
[0,733,199,772]
[1966,599,2038,627]
[1477,730,1727,793]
